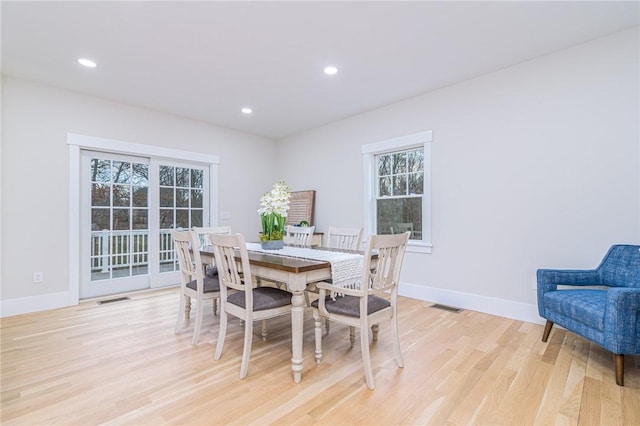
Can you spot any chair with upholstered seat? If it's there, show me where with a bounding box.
[193,226,232,246]
[312,231,410,390]
[209,233,293,379]
[172,230,221,345]
[537,244,640,386]
[284,225,315,247]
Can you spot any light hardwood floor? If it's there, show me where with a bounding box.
[1,287,639,425]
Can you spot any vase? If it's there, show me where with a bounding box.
[261,239,284,250]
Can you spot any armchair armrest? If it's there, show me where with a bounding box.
[316,281,363,297]
[604,288,640,354]
[537,268,602,292]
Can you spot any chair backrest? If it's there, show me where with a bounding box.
[598,244,640,288]
[390,222,414,239]
[285,225,316,247]
[209,233,254,298]
[364,232,410,293]
[193,226,232,246]
[171,230,204,287]
[326,226,363,250]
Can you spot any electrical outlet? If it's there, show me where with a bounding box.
[33,272,43,283]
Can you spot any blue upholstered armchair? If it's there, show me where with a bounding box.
[537,244,640,386]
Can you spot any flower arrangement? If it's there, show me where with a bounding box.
[257,181,291,242]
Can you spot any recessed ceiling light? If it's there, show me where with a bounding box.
[78,58,97,68]
[241,107,253,114]
[323,66,338,75]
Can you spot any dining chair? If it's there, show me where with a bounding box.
[284,225,315,247]
[209,233,293,379]
[172,230,221,345]
[306,226,364,332]
[193,226,232,247]
[326,226,363,250]
[312,231,410,390]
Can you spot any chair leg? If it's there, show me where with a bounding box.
[192,299,204,345]
[542,320,554,342]
[184,296,192,320]
[371,324,379,341]
[240,316,253,379]
[349,326,356,347]
[304,291,311,307]
[325,319,330,335]
[390,314,404,368]
[360,324,375,390]
[614,354,624,386]
[261,320,268,341]
[175,293,187,333]
[313,310,323,364]
[214,309,228,361]
[212,298,218,315]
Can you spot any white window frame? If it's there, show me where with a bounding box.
[362,130,432,254]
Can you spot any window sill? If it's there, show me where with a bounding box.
[407,241,432,254]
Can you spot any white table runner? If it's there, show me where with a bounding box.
[246,243,363,288]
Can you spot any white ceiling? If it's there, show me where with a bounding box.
[2,1,638,140]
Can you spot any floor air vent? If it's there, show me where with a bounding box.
[430,303,463,314]
[97,296,130,305]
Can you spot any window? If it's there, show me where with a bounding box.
[362,131,432,253]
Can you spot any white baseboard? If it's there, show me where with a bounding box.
[1,291,74,318]
[399,281,545,325]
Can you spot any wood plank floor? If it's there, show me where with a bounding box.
[1,287,639,425]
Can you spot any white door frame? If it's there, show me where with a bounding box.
[68,133,219,304]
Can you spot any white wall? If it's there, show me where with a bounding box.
[1,76,278,314]
[277,28,640,323]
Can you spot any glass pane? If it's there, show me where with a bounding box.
[113,209,130,230]
[112,161,131,184]
[376,197,422,240]
[377,155,391,176]
[159,166,174,186]
[392,152,407,174]
[191,189,203,208]
[393,175,407,196]
[91,159,111,182]
[160,188,174,207]
[191,169,203,188]
[91,208,110,230]
[191,209,203,227]
[408,172,424,195]
[91,183,110,206]
[132,209,148,230]
[408,149,424,173]
[132,186,148,207]
[378,177,391,197]
[176,168,189,187]
[160,209,174,229]
[112,184,131,207]
[176,209,189,228]
[132,163,148,185]
[176,189,189,207]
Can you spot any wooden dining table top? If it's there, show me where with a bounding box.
[198,244,370,274]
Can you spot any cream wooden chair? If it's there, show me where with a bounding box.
[193,226,231,314]
[210,233,293,379]
[326,226,363,250]
[193,226,231,246]
[172,230,221,345]
[284,225,315,247]
[312,232,410,390]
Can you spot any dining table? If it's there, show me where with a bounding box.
[199,243,366,383]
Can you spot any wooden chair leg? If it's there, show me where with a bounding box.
[313,311,323,364]
[360,324,375,390]
[349,326,356,347]
[614,354,624,386]
[192,300,204,345]
[542,320,554,342]
[175,293,187,333]
[261,320,268,342]
[240,317,253,379]
[214,310,228,361]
